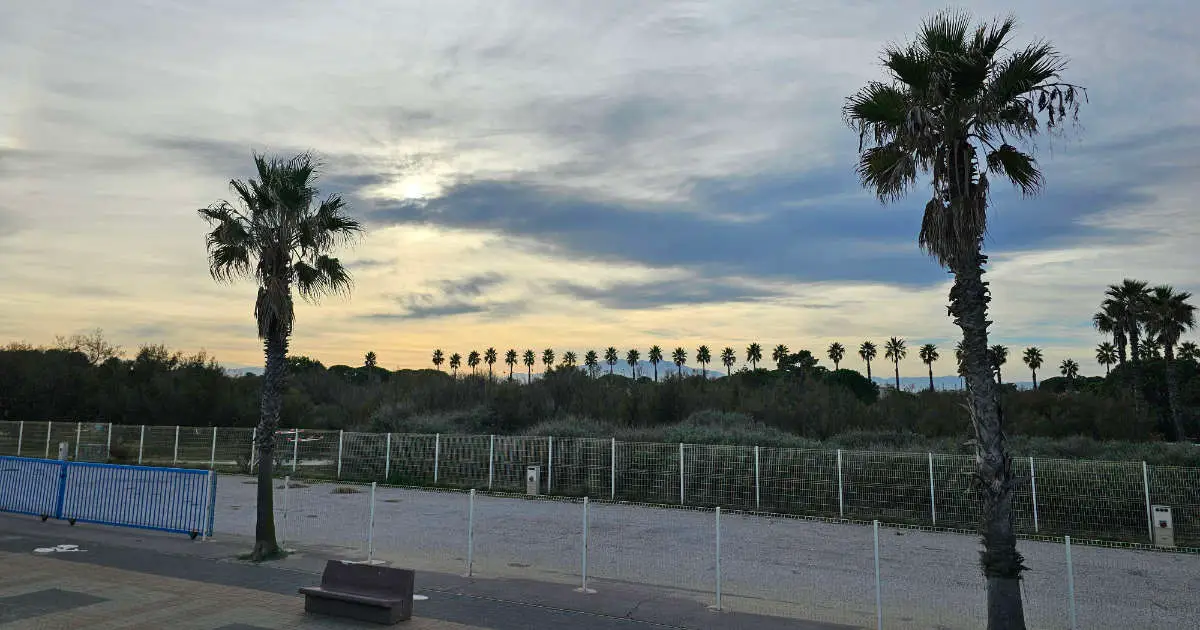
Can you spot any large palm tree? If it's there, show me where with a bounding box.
[432,349,445,371]
[484,347,498,380]
[648,345,663,381]
[721,347,737,376]
[859,341,877,380]
[696,345,712,378]
[1060,358,1079,383]
[919,343,939,391]
[199,151,361,560]
[671,347,687,376]
[1092,305,1127,365]
[562,351,578,368]
[522,349,536,383]
[845,13,1085,621]
[1178,341,1199,363]
[989,345,1009,385]
[505,349,518,381]
[1143,285,1196,440]
[1022,347,1043,390]
[364,351,378,369]
[467,350,481,375]
[1104,279,1151,367]
[541,348,555,374]
[449,352,462,377]
[771,344,790,370]
[604,347,619,375]
[584,350,600,378]
[1095,342,1117,376]
[827,342,846,370]
[746,343,763,370]
[625,348,641,378]
[884,337,906,390]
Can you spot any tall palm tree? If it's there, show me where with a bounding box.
[919,343,939,391]
[989,345,1009,385]
[1095,342,1117,376]
[671,347,687,376]
[827,342,846,370]
[1092,305,1127,365]
[884,337,906,390]
[1178,341,1199,363]
[364,351,377,369]
[1104,279,1151,367]
[845,12,1085,622]
[432,349,445,371]
[584,350,600,378]
[1143,285,1196,440]
[484,347,498,380]
[467,350,481,375]
[648,345,663,381]
[199,151,362,560]
[771,344,790,370]
[541,348,555,374]
[720,347,737,376]
[696,345,712,378]
[859,341,877,380]
[562,351,578,368]
[505,349,518,381]
[1022,347,1043,390]
[746,343,763,370]
[625,348,641,378]
[604,347,619,375]
[449,352,462,377]
[1060,358,1079,383]
[522,349,536,383]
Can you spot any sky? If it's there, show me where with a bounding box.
[1,0,1198,378]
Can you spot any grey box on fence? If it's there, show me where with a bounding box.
[1152,505,1175,548]
[526,465,541,496]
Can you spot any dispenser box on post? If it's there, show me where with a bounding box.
[526,465,541,496]
[1152,505,1174,548]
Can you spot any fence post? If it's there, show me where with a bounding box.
[291,429,299,473]
[74,422,81,461]
[45,421,53,458]
[547,436,554,493]
[138,424,145,465]
[465,489,475,577]
[281,475,290,547]
[16,421,23,456]
[210,426,218,470]
[1065,535,1077,630]
[575,497,595,593]
[679,443,685,505]
[434,433,441,485]
[754,445,761,511]
[1030,457,1040,533]
[385,433,392,481]
[107,423,113,462]
[172,425,180,466]
[836,449,845,519]
[873,520,882,630]
[367,482,377,563]
[488,434,495,490]
[610,438,616,501]
[1142,461,1153,542]
[713,507,723,611]
[928,452,937,526]
[201,470,215,542]
[337,430,344,479]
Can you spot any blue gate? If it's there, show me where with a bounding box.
[0,456,217,537]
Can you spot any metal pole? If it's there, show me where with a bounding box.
[1030,457,1040,533]
[837,449,845,518]
[201,470,214,542]
[714,507,722,611]
[292,429,299,473]
[434,433,441,485]
[138,424,145,465]
[1065,535,1077,630]
[754,446,761,511]
[873,520,883,630]
[488,434,495,490]
[107,423,113,462]
[337,430,344,479]
[1142,461,1153,542]
[928,452,937,526]
[74,422,81,460]
[385,433,392,481]
[45,421,52,458]
[16,421,23,456]
[547,436,554,493]
[679,443,685,505]
[610,438,616,501]
[367,482,377,563]
[173,425,180,466]
[281,476,290,547]
[466,489,475,577]
[210,426,218,470]
[576,497,595,593]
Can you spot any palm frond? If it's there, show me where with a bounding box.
[843,82,910,148]
[970,15,1017,59]
[293,255,353,303]
[918,9,972,58]
[986,144,1044,196]
[857,142,918,202]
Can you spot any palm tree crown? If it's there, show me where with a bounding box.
[859,341,878,380]
[918,343,939,391]
[584,350,600,378]
[1095,342,1117,376]
[522,349,536,382]
[561,351,578,368]
[827,342,846,370]
[721,347,737,376]
[484,347,497,378]
[671,347,687,375]
[696,345,712,378]
[604,347,619,374]
[432,349,445,371]
[1142,285,1196,440]
[449,352,462,376]
[505,349,518,380]
[648,345,663,381]
[541,348,555,370]
[1022,346,1044,389]
[771,344,790,370]
[625,348,641,378]
[884,337,906,389]
[467,350,481,374]
[988,344,1009,384]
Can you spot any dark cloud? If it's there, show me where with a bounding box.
[359,302,487,321]
[358,273,509,320]
[552,277,781,309]
[433,273,505,298]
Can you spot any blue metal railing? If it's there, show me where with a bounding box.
[0,456,217,537]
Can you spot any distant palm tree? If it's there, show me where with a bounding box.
[1095,342,1117,376]
[1092,305,1127,365]
[827,342,845,371]
[720,347,736,376]
[505,349,518,380]
[1143,285,1196,440]
[562,351,578,368]
[771,344,790,370]
[604,347,619,375]
[746,343,763,370]
[449,352,462,377]
[484,347,498,379]
[584,350,600,378]
[522,349,536,383]
[467,350,481,375]
[625,348,640,378]
[648,345,663,381]
[954,341,965,389]
[1022,347,1044,390]
[918,343,939,391]
[1179,341,1199,363]
[883,337,906,390]
[988,345,1009,385]
[364,351,377,369]
[859,341,877,380]
[198,151,362,560]
[432,349,445,371]
[541,348,555,374]
[696,345,712,378]
[671,347,687,376]
[1060,358,1080,384]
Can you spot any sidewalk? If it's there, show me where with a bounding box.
[0,514,847,630]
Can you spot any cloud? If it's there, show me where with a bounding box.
[358,272,509,320]
[360,302,487,321]
[552,277,781,309]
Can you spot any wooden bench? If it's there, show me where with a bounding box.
[299,560,416,624]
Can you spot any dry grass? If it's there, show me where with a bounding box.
[331,486,362,494]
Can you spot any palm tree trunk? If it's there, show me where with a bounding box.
[1031,369,1038,390]
[527,366,531,384]
[251,326,286,561]
[1105,364,1110,376]
[893,361,900,390]
[1164,346,1186,441]
[949,254,1025,630]
[928,363,934,391]
[653,363,658,381]
[866,360,872,380]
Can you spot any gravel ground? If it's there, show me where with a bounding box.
[215,475,1200,629]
